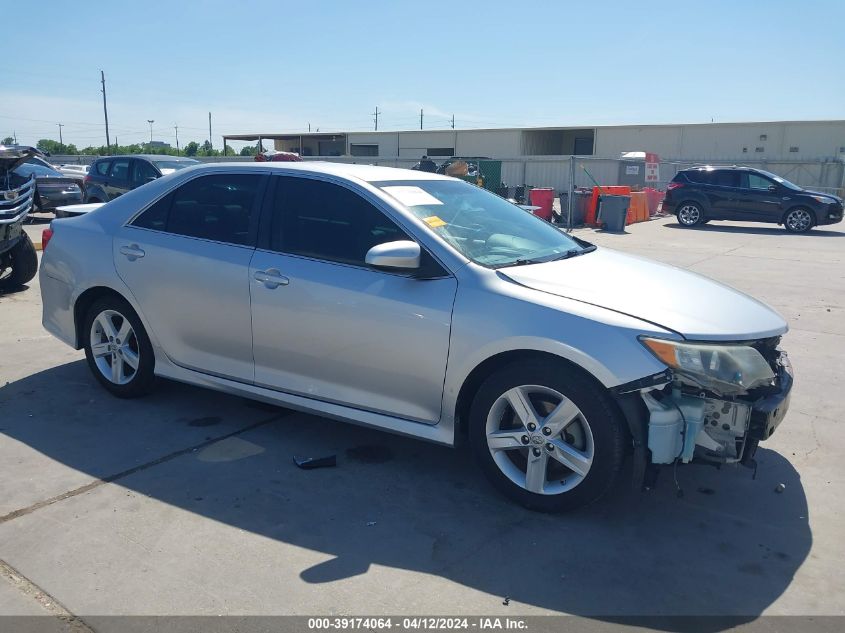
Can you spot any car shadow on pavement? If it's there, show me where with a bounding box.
[0,283,31,297]
[0,360,812,627]
[663,222,845,237]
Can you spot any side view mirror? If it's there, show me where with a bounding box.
[365,240,420,270]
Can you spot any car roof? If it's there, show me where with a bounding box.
[682,165,761,172]
[184,161,454,183]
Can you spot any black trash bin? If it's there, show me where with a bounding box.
[597,194,629,232]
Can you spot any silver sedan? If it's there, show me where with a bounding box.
[39,163,793,511]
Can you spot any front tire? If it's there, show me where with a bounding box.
[83,296,155,398]
[0,234,38,289]
[676,201,704,227]
[784,207,814,233]
[469,359,625,512]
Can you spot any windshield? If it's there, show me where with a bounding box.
[757,168,802,191]
[14,162,60,178]
[152,159,199,174]
[375,179,591,267]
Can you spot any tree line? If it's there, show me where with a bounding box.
[2,136,261,157]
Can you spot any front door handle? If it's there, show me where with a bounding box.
[120,244,145,260]
[254,268,289,289]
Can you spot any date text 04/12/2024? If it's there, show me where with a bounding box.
[307,618,528,630]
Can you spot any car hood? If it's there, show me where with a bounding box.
[499,248,788,341]
[0,145,40,175]
[803,190,842,203]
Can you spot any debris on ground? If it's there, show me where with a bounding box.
[293,455,337,470]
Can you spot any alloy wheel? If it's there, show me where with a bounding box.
[786,208,812,232]
[89,309,140,385]
[485,385,594,495]
[678,204,700,225]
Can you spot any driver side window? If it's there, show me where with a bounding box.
[745,173,774,190]
[270,177,411,266]
[131,160,158,185]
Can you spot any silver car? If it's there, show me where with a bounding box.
[40,163,793,512]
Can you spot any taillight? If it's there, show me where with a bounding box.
[42,226,53,250]
[84,174,91,183]
[666,182,685,191]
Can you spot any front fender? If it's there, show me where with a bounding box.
[440,280,678,429]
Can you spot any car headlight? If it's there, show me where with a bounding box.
[640,337,775,394]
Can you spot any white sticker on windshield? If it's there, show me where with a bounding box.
[383,186,443,207]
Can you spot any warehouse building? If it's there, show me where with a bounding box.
[223,119,845,192]
[224,119,845,162]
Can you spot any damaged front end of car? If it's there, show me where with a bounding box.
[616,336,793,486]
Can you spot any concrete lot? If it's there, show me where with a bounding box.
[1,216,844,626]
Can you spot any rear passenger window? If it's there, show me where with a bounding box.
[109,159,130,180]
[95,161,111,176]
[131,194,171,231]
[711,171,739,187]
[130,174,261,246]
[683,170,712,184]
[271,177,409,266]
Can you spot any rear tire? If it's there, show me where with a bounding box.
[676,201,704,227]
[468,359,625,513]
[784,207,814,233]
[0,234,38,289]
[83,296,155,398]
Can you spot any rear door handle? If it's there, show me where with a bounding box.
[253,268,289,289]
[120,244,145,260]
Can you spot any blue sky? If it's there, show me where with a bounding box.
[2,0,843,149]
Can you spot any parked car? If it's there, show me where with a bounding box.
[84,155,199,203]
[25,155,88,194]
[14,160,83,212]
[1,145,39,288]
[254,150,302,162]
[55,202,104,219]
[663,165,844,233]
[40,163,793,512]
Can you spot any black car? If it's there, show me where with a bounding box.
[84,155,199,203]
[663,166,843,233]
[14,161,83,212]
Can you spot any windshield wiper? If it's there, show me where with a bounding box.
[547,245,597,261]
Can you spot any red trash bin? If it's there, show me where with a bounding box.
[528,188,554,221]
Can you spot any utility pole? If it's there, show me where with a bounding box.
[100,70,111,151]
[420,109,424,130]
[57,123,64,146]
[308,123,311,132]
[174,125,180,154]
[147,120,154,144]
[208,112,212,151]
[373,107,380,131]
[450,114,455,130]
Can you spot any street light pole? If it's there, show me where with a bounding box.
[57,123,64,146]
[147,120,154,144]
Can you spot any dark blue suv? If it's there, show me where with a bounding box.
[663,166,843,233]
[84,155,199,203]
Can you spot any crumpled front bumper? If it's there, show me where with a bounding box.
[640,348,793,466]
[748,353,793,442]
